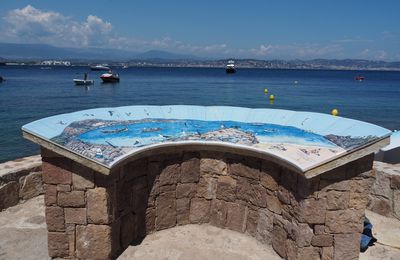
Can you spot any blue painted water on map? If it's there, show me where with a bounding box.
[78,119,336,148]
[1,66,399,162]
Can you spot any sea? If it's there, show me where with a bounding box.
[0,65,399,163]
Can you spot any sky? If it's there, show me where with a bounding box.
[0,1,399,60]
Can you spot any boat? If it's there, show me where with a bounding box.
[226,60,236,74]
[73,79,94,85]
[90,64,110,71]
[100,71,120,83]
[122,65,129,69]
[355,75,365,81]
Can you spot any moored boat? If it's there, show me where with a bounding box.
[355,75,365,81]
[100,71,120,83]
[90,64,110,71]
[73,79,94,85]
[226,60,236,74]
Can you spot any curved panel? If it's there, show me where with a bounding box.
[22,105,391,175]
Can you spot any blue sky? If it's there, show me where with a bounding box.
[0,1,399,60]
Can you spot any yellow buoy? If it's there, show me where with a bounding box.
[264,88,268,94]
[269,94,275,100]
[331,109,339,116]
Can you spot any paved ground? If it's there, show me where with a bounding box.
[0,196,399,259]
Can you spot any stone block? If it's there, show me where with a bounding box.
[324,190,349,210]
[180,157,200,183]
[226,202,246,232]
[0,181,19,210]
[46,206,65,231]
[314,225,326,235]
[65,224,76,257]
[368,195,391,216]
[325,209,363,234]
[266,192,282,214]
[48,232,69,258]
[296,223,313,247]
[76,224,113,259]
[322,246,334,260]
[156,191,176,230]
[260,173,279,191]
[297,246,320,260]
[277,186,291,204]
[87,187,112,224]
[72,164,94,190]
[256,208,274,243]
[294,198,326,224]
[176,183,197,199]
[19,171,43,200]
[210,199,228,228]
[229,162,260,180]
[57,184,71,192]
[58,191,85,207]
[334,233,361,260]
[196,176,217,200]
[236,177,267,207]
[44,184,57,206]
[286,239,298,260]
[372,171,392,199]
[65,208,87,225]
[272,224,287,258]
[190,198,210,224]
[391,175,400,189]
[159,162,180,186]
[216,175,236,202]
[42,161,71,185]
[176,198,190,225]
[200,158,227,175]
[246,209,259,236]
[394,191,400,218]
[349,191,369,210]
[311,234,334,247]
[121,212,135,248]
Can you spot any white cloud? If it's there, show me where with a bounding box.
[3,5,113,47]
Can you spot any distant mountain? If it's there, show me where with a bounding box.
[0,42,199,61]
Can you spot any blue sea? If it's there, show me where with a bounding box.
[0,65,399,163]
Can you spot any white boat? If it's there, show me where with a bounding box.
[100,71,120,83]
[90,64,110,71]
[73,79,94,85]
[226,60,236,74]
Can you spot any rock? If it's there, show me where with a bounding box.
[48,232,69,257]
[394,191,400,218]
[294,198,326,224]
[229,162,260,180]
[176,198,190,225]
[145,208,156,233]
[314,225,326,235]
[0,181,19,210]
[210,199,228,228]
[322,246,334,260]
[72,165,94,190]
[236,177,267,207]
[56,184,71,192]
[266,193,282,214]
[156,191,176,230]
[311,234,334,247]
[334,233,360,260]
[325,209,363,234]
[368,196,391,216]
[180,157,200,183]
[349,191,369,210]
[44,184,57,206]
[286,239,298,260]
[87,188,112,224]
[246,209,259,236]
[196,176,217,200]
[226,202,246,233]
[391,175,400,189]
[324,190,349,210]
[371,170,392,199]
[176,183,197,199]
[45,206,65,231]
[297,246,320,260]
[260,173,279,191]
[76,224,113,259]
[216,176,236,202]
[256,208,274,243]
[57,191,85,207]
[189,198,210,224]
[19,171,43,200]
[296,223,313,247]
[42,161,72,185]
[272,224,287,258]
[64,208,87,225]
[200,158,227,175]
[159,163,180,186]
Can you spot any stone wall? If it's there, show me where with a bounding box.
[368,161,400,220]
[41,147,375,260]
[0,155,43,211]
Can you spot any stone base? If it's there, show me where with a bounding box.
[41,148,374,259]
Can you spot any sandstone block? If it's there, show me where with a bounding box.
[229,162,260,180]
[296,223,313,247]
[72,164,94,190]
[256,208,274,244]
[391,175,400,189]
[314,225,326,235]
[48,232,69,258]
[180,157,200,183]
[368,195,391,216]
[196,176,217,200]
[236,177,267,207]
[260,173,279,191]
[65,208,87,225]
[324,190,349,210]
[190,198,210,224]
[277,186,291,204]
[226,202,246,232]
[0,181,19,210]
[325,209,363,234]
[19,171,43,200]
[57,184,71,192]
[58,191,85,207]
[176,198,190,225]
[87,187,112,224]
[371,171,392,198]
[42,161,72,185]
[297,246,320,260]
[334,233,361,260]
[176,183,197,199]
[272,224,287,258]
[76,224,113,259]
[394,191,400,218]
[159,163,180,186]
[246,209,259,236]
[311,234,334,247]
[216,175,236,202]
[349,191,369,210]
[286,239,298,260]
[200,158,227,175]
[156,191,176,230]
[266,192,282,214]
[44,184,57,206]
[322,246,334,260]
[294,198,326,224]
[210,199,228,228]
[46,206,65,231]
